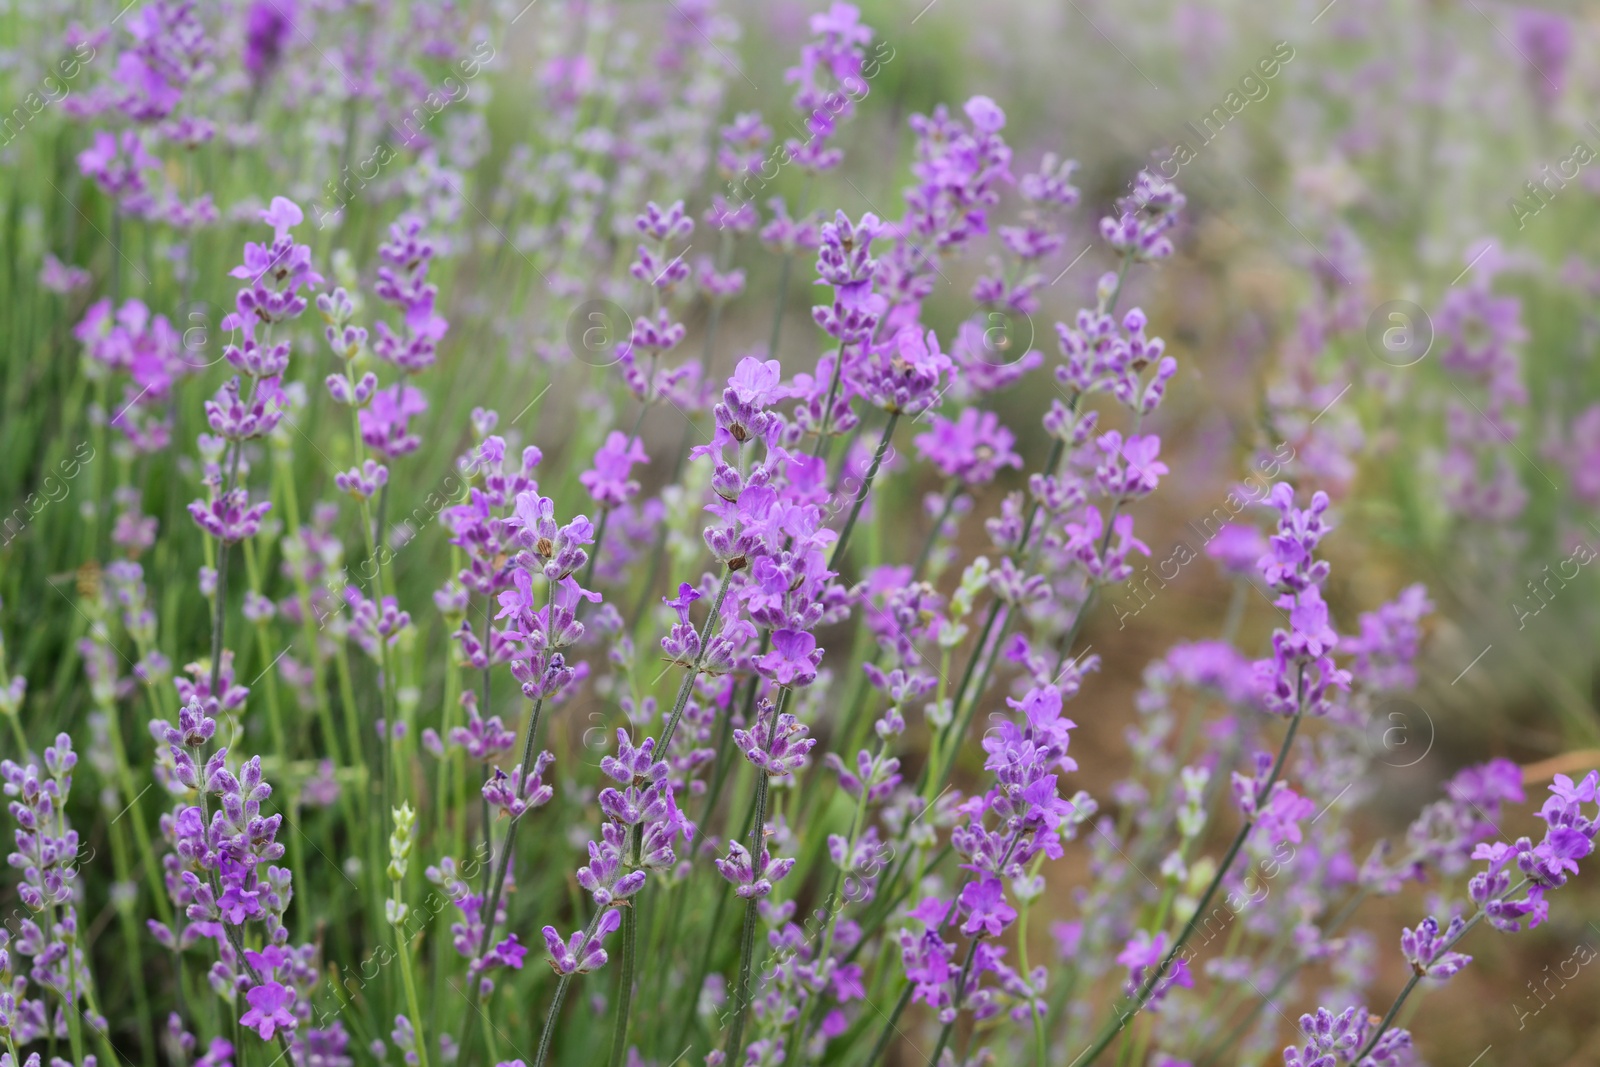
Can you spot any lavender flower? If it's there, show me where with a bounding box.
[1399,915,1471,979]
[913,408,1022,485]
[542,909,622,975]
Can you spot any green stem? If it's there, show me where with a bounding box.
[863,983,913,1067]
[722,690,788,1062]
[925,933,981,1066]
[533,978,575,1067]
[477,597,494,898]
[1194,887,1368,1065]
[64,924,85,1067]
[1349,884,1520,1062]
[333,645,366,815]
[474,695,545,937]
[99,696,173,926]
[810,341,849,462]
[783,731,884,1059]
[659,568,734,750]
[829,411,899,571]
[209,538,232,696]
[669,668,767,1053]
[209,380,255,698]
[460,685,547,1066]
[435,621,462,850]
[1017,859,1048,1067]
[919,433,1064,799]
[606,824,642,1067]
[674,878,733,1054]
[275,448,340,756]
[912,480,961,578]
[397,926,431,1067]
[4,714,27,761]
[1071,681,1307,1067]
[532,909,606,1067]
[103,807,156,1066]
[921,836,1023,1066]
[767,254,794,359]
[241,538,288,759]
[765,176,811,360]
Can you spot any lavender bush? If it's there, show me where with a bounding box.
[0,2,1597,1067]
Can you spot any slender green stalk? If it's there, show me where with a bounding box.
[722,804,766,1061]
[1070,680,1308,1067]
[673,875,733,1052]
[829,411,899,571]
[810,341,849,462]
[97,693,173,927]
[765,176,812,360]
[241,537,288,758]
[333,645,366,813]
[273,446,340,763]
[722,690,788,1062]
[102,797,157,1066]
[921,599,1005,801]
[1356,977,1417,1052]
[208,538,232,695]
[435,622,462,848]
[667,665,766,1054]
[659,567,734,749]
[919,836,1023,1066]
[3,713,26,761]
[917,433,1063,800]
[781,729,882,1059]
[863,983,914,1067]
[475,691,546,945]
[924,933,981,1066]
[62,920,85,1067]
[912,479,961,578]
[209,373,258,698]
[477,597,494,900]
[397,929,431,1067]
[606,824,643,1067]
[1015,855,1049,1067]
[1348,884,1522,1063]
[532,908,606,1067]
[767,253,795,359]
[459,692,547,1062]
[1194,887,1369,1065]
[274,448,364,870]
[697,667,755,832]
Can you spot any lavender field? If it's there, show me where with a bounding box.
[1,1,1598,1066]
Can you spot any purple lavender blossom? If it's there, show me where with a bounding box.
[242,0,296,85]
[1116,930,1192,1005]
[359,385,428,459]
[542,909,622,975]
[913,408,1022,485]
[1511,7,1571,108]
[580,432,649,509]
[1399,915,1472,979]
